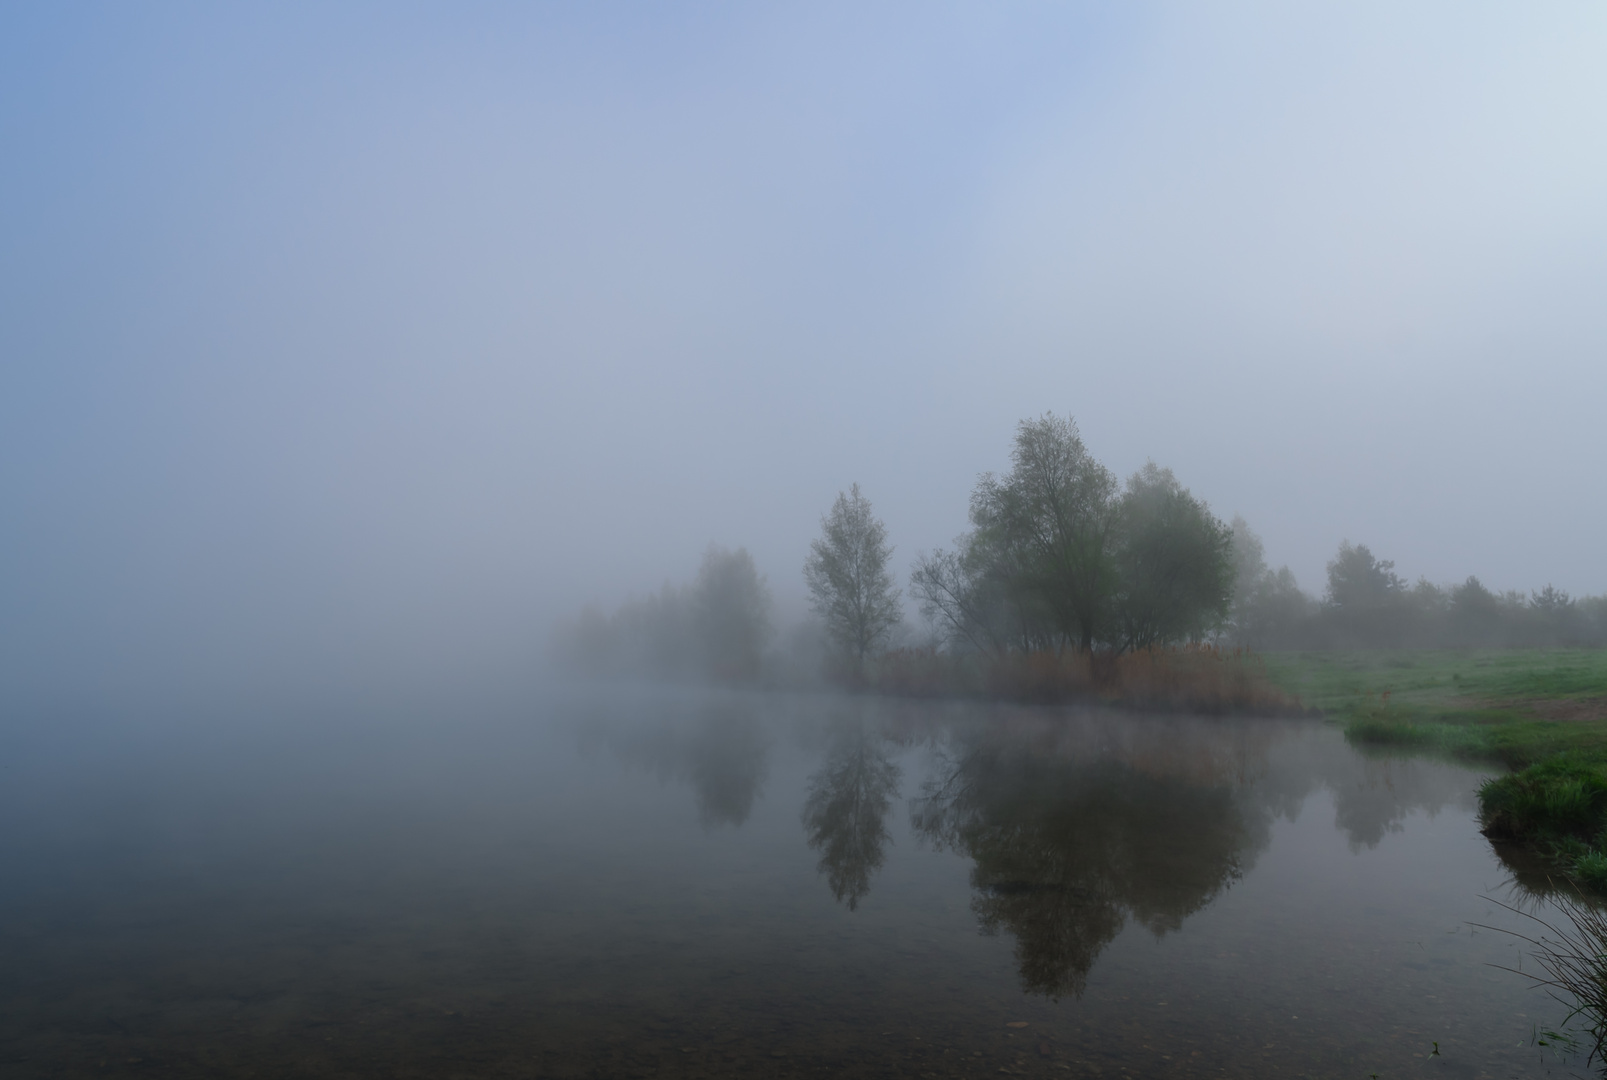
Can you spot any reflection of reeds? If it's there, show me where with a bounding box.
[872,645,1304,715]
[1478,887,1607,1066]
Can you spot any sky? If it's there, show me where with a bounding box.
[3,3,1605,707]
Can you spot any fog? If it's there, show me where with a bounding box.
[4,4,1605,709]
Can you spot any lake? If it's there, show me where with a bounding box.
[0,688,1585,1077]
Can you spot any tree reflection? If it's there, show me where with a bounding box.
[1328,750,1480,851]
[802,715,901,910]
[584,696,770,829]
[913,732,1267,999]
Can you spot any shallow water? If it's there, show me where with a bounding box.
[0,689,1589,1077]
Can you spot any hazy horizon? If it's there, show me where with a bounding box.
[4,3,1605,707]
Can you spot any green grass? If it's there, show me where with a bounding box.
[1262,649,1607,766]
[1261,649,1607,889]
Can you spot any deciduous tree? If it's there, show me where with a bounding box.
[1111,463,1234,650]
[1325,542,1404,609]
[969,413,1118,653]
[804,484,902,675]
[693,545,772,681]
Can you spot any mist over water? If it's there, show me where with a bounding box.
[4,8,1606,1077]
[4,5,1607,708]
[0,690,1577,1076]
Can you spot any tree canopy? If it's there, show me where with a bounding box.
[913,414,1231,655]
[1325,542,1405,609]
[803,484,902,675]
[694,544,772,681]
[1111,463,1235,651]
[969,414,1119,652]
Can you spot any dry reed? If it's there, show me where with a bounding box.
[869,644,1303,715]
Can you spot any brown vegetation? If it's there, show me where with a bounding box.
[871,644,1304,715]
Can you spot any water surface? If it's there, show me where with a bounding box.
[0,690,1581,1077]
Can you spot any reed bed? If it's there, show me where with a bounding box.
[870,644,1305,715]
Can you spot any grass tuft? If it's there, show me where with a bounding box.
[1480,759,1607,841]
[1479,888,1607,1065]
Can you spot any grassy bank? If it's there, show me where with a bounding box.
[1261,649,1607,887]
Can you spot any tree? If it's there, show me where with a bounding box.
[1321,541,1410,647]
[1251,566,1317,647]
[692,545,772,681]
[1325,542,1404,609]
[1448,575,1504,646]
[1221,516,1316,649]
[968,414,1119,653]
[910,538,1013,654]
[1226,515,1268,631]
[1531,584,1574,616]
[1110,463,1234,651]
[1529,585,1583,646]
[803,484,902,675]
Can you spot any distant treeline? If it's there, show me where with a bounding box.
[552,412,1605,686]
[552,545,775,682]
[1227,528,1607,651]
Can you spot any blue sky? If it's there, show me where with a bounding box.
[4,3,1605,704]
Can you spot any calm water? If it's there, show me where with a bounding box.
[0,689,1588,1078]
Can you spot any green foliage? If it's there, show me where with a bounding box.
[967,412,1119,652]
[1479,758,1607,840]
[913,425,1607,656]
[1325,541,1405,609]
[913,415,1232,656]
[1227,527,1607,650]
[1572,850,1607,892]
[1224,517,1317,649]
[1319,542,1417,647]
[1112,463,1234,651]
[1343,716,1492,758]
